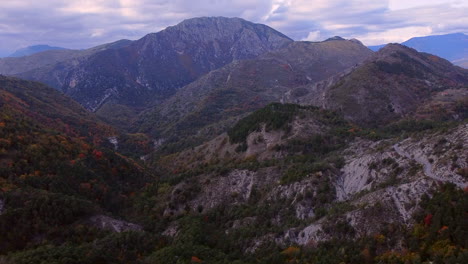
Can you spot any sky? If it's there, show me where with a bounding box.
[0,0,467,56]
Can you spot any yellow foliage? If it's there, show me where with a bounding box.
[429,239,457,258]
[281,246,301,257]
[374,233,386,244]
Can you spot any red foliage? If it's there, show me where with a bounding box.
[92,149,103,160]
[424,214,433,226]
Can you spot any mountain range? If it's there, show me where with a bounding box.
[0,17,467,264]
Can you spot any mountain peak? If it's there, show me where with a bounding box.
[163,16,293,42]
[178,16,247,25]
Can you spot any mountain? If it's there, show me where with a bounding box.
[136,38,373,151]
[7,17,292,118]
[285,44,468,126]
[368,33,468,68]
[8,45,66,57]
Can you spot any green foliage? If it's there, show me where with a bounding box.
[0,191,96,253]
[228,103,318,144]
[8,231,158,264]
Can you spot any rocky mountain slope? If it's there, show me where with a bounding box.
[136,38,373,151]
[5,17,292,118]
[141,102,467,263]
[284,44,468,126]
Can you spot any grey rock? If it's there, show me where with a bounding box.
[86,215,142,233]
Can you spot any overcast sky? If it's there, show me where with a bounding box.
[0,0,467,56]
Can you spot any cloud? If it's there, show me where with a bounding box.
[302,31,322,41]
[0,0,467,55]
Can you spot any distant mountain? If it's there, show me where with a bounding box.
[286,44,468,126]
[368,33,468,68]
[8,44,66,57]
[368,44,385,51]
[402,33,468,61]
[0,39,132,81]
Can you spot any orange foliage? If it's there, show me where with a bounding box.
[438,226,449,233]
[281,246,301,257]
[191,256,203,263]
